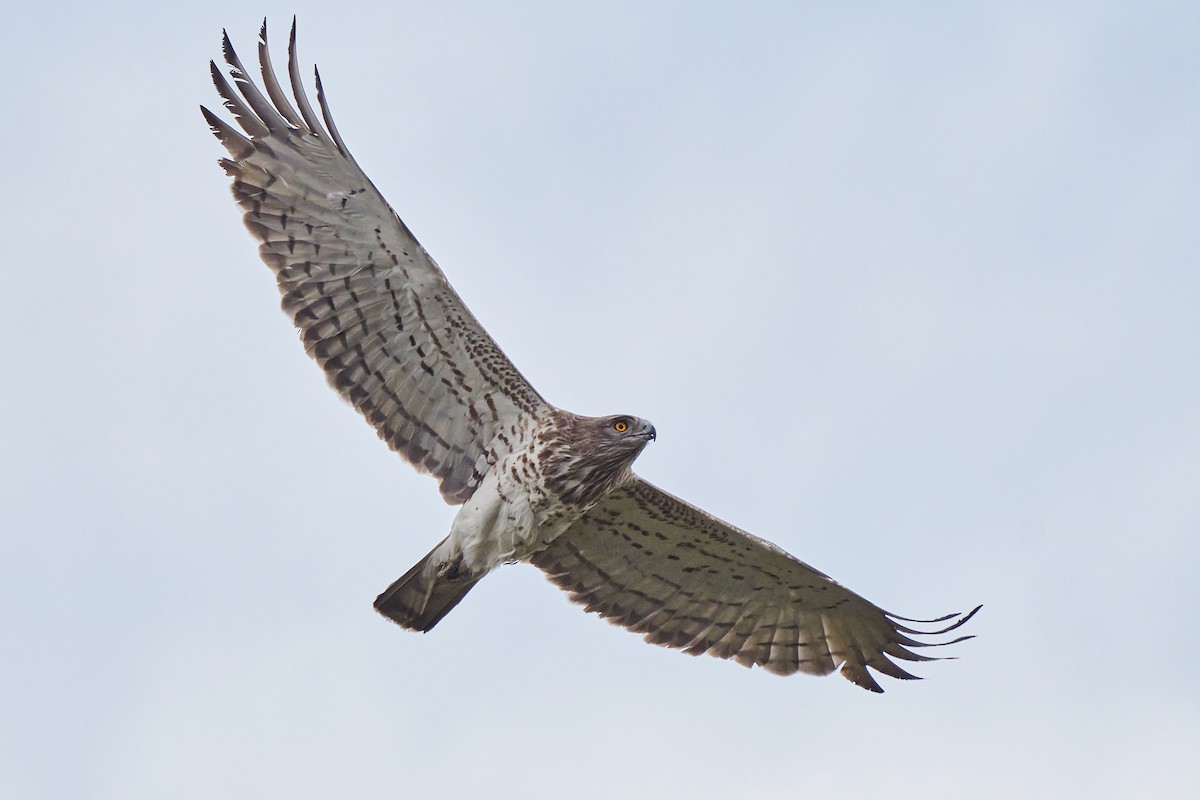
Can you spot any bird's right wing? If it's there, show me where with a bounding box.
[203,21,548,503]
[531,476,979,692]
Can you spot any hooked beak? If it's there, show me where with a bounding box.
[640,421,657,441]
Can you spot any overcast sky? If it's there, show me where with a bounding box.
[2,2,1197,798]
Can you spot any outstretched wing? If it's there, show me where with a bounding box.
[203,21,548,503]
[531,476,978,692]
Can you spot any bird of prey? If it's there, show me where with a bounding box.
[204,20,979,693]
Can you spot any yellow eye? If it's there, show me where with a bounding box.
[614,420,629,433]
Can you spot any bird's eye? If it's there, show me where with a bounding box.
[613,420,629,433]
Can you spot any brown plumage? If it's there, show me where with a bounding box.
[205,20,979,692]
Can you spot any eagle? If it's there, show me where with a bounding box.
[203,20,979,693]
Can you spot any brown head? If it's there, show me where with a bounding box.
[540,412,657,505]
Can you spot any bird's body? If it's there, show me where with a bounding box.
[205,20,978,692]
[377,410,656,630]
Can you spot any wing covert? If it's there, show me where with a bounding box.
[531,476,979,692]
[204,20,548,503]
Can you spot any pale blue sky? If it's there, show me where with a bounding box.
[2,2,1197,797]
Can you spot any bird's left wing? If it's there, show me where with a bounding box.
[203,21,549,504]
[530,476,978,692]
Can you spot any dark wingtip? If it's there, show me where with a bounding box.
[888,603,982,636]
[948,604,983,630]
[201,104,254,160]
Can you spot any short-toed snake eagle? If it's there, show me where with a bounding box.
[204,21,978,692]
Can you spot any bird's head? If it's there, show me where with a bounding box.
[539,412,657,504]
[564,414,655,498]
[597,414,657,452]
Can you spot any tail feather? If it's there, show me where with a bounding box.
[374,539,482,632]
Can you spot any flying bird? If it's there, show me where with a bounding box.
[204,20,979,693]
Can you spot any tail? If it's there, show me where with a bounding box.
[374,538,483,632]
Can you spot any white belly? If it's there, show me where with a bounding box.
[443,467,575,575]
[447,469,527,572]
